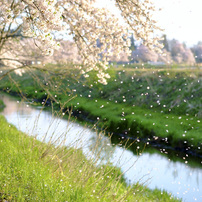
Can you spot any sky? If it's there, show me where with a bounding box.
[95,0,202,47]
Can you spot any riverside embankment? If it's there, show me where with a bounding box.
[0,65,201,157]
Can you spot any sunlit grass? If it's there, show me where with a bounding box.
[0,114,180,201]
[62,96,202,153]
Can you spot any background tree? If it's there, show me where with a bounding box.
[182,48,195,65]
[168,39,195,64]
[51,40,81,64]
[131,44,158,63]
[191,42,202,63]
[161,34,169,52]
[130,34,137,52]
[158,49,172,64]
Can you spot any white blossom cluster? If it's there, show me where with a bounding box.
[0,0,162,84]
[0,0,62,56]
[115,0,163,49]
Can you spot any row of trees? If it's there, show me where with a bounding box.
[48,37,201,65]
[43,34,202,65]
[130,35,202,65]
[1,35,200,68]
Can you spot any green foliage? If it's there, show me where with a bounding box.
[0,116,180,201]
[63,96,201,153]
[0,99,5,109]
[0,65,201,156]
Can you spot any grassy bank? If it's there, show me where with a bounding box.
[0,65,201,156]
[0,115,180,201]
[61,97,202,155]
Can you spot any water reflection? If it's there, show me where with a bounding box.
[0,93,201,202]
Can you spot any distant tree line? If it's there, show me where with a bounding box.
[130,34,201,65]
[3,34,201,67]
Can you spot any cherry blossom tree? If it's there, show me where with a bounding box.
[50,40,81,64]
[158,49,172,64]
[109,51,129,63]
[168,39,195,65]
[131,44,158,63]
[0,0,162,84]
[182,48,195,65]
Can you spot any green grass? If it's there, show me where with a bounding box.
[82,67,202,117]
[0,99,5,108]
[0,65,201,156]
[0,115,180,201]
[60,96,202,154]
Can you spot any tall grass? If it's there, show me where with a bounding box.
[0,114,180,201]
